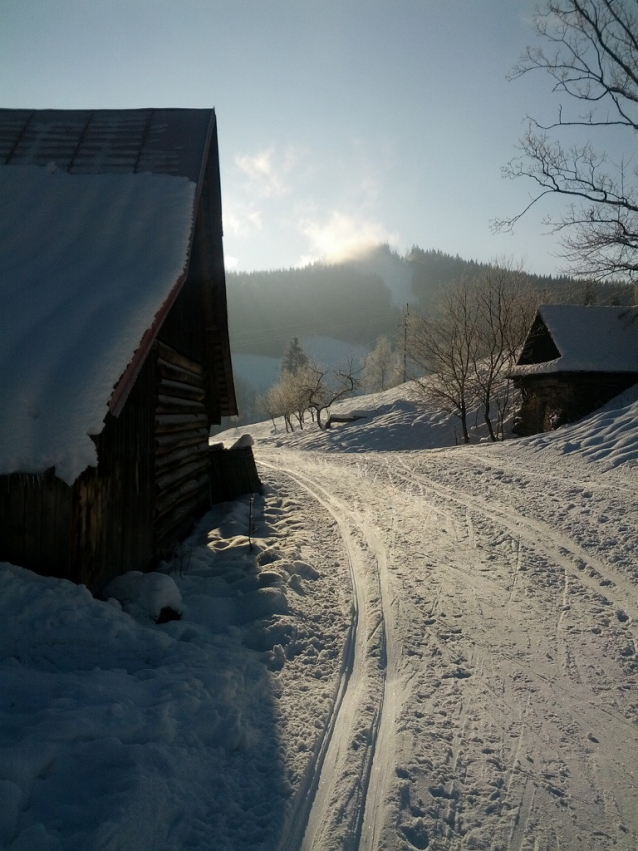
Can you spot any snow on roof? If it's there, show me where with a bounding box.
[0,164,196,484]
[510,304,638,377]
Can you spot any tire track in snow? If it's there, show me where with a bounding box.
[393,457,638,623]
[260,458,391,851]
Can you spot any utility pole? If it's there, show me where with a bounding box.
[403,304,409,382]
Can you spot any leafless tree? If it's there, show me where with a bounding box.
[362,335,400,392]
[299,361,361,430]
[262,369,310,432]
[409,270,537,443]
[495,0,638,281]
[408,281,479,443]
[471,268,538,440]
[260,360,360,432]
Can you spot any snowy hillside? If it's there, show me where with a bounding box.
[221,379,520,452]
[231,335,370,399]
[2,382,638,850]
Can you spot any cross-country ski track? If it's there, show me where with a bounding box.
[257,446,638,851]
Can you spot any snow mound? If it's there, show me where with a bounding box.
[104,571,183,621]
[231,433,254,449]
[525,382,638,468]
[218,380,506,453]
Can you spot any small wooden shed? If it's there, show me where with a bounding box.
[509,305,638,436]
[0,108,246,591]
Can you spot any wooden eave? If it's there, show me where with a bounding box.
[109,110,238,419]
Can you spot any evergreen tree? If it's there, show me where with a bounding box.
[281,336,309,376]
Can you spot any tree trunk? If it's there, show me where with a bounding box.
[483,397,496,442]
[460,407,470,444]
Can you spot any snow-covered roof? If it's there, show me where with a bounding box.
[510,304,638,378]
[0,109,217,484]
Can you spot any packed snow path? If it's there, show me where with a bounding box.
[257,446,638,851]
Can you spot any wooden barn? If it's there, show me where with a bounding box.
[509,305,638,436]
[0,107,255,592]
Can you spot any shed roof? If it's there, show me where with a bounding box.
[510,304,638,378]
[0,108,225,484]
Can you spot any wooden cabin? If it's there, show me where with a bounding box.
[509,305,638,436]
[0,108,248,591]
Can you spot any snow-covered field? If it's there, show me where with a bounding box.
[2,382,638,850]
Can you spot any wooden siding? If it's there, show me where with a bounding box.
[0,470,72,579]
[70,350,157,589]
[0,352,156,590]
[153,341,210,555]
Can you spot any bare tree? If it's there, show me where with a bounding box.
[261,369,310,432]
[495,0,638,281]
[408,281,479,443]
[471,268,538,440]
[362,335,400,392]
[409,270,537,443]
[299,361,360,430]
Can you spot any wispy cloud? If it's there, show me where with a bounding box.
[297,210,399,265]
[234,146,301,199]
[223,199,263,238]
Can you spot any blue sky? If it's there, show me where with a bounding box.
[1,1,588,275]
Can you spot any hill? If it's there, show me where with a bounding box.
[224,245,635,427]
[227,245,634,360]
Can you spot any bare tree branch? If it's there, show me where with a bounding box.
[495,0,638,280]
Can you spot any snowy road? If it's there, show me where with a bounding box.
[257,445,638,851]
[4,387,638,850]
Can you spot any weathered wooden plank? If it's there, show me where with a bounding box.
[155,481,209,548]
[155,413,208,433]
[157,358,204,389]
[156,395,206,414]
[156,441,209,472]
[155,474,208,520]
[156,456,209,493]
[155,428,209,452]
[40,471,72,578]
[156,340,204,375]
[21,474,45,572]
[158,377,206,401]
[1,475,25,566]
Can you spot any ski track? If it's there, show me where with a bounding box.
[260,458,394,851]
[257,448,638,851]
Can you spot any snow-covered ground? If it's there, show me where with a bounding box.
[2,382,638,850]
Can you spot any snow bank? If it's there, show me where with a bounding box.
[231,433,254,449]
[0,491,344,850]
[525,382,638,468]
[0,165,196,484]
[104,571,183,621]
[218,380,507,453]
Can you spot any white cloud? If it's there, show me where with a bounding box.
[235,146,301,199]
[224,254,238,270]
[223,200,263,238]
[297,210,399,265]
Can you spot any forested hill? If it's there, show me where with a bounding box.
[226,245,633,358]
[226,260,402,357]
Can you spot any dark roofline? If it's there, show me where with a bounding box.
[109,110,217,416]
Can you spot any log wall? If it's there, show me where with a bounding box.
[513,372,638,436]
